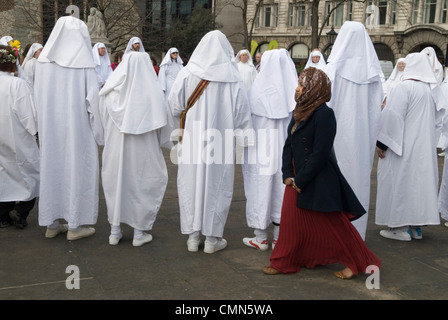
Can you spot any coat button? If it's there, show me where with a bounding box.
[304,148,309,153]
[302,137,307,142]
[304,158,308,162]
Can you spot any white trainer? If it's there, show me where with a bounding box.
[204,238,227,254]
[45,224,68,238]
[109,233,123,246]
[379,227,411,241]
[132,233,153,247]
[242,237,269,251]
[409,226,422,240]
[67,227,96,241]
[187,238,201,252]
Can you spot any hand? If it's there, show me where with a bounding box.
[377,147,386,159]
[292,182,302,193]
[284,177,294,186]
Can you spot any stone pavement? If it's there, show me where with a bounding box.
[1,148,448,303]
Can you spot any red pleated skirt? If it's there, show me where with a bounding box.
[270,186,381,274]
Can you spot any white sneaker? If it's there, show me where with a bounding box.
[242,237,269,251]
[109,233,123,246]
[67,227,96,241]
[445,222,448,228]
[132,233,153,247]
[204,238,227,254]
[379,227,411,241]
[187,238,201,252]
[409,226,422,239]
[45,224,68,238]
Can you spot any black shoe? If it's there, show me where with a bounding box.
[9,210,28,229]
[0,220,13,228]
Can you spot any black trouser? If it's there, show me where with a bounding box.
[0,198,37,222]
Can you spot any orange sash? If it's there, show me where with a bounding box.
[179,79,210,143]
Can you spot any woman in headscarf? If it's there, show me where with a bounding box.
[263,67,381,279]
[375,52,441,241]
[242,49,298,251]
[22,43,43,87]
[233,49,257,92]
[382,58,405,109]
[95,51,168,247]
[158,47,184,149]
[304,49,326,70]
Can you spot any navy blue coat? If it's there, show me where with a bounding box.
[282,103,365,220]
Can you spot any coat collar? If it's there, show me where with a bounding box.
[291,104,326,134]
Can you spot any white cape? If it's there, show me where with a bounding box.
[375,80,440,227]
[0,72,39,202]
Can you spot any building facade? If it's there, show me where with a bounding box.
[244,0,448,75]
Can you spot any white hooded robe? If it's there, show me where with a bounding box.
[0,71,39,202]
[375,53,440,228]
[96,52,168,231]
[168,30,254,238]
[34,16,101,229]
[243,48,298,230]
[322,21,384,240]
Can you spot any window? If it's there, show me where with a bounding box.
[423,0,436,23]
[260,4,278,27]
[412,0,420,24]
[390,0,397,24]
[347,0,353,21]
[297,3,306,26]
[334,1,344,26]
[325,1,331,26]
[378,1,387,25]
[288,4,294,27]
[442,0,448,23]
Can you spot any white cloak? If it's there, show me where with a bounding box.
[96,51,168,231]
[96,97,168,230]
[0,71,39,202]
[168,69,254,237]
[243,48,297,230]
[375,80,440,227]
[34,64,100,228]
[322,21,383,240]
[158,48,184,150]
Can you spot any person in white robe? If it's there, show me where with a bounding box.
[92,42,112,89]
[0,44,39,229]
[95,51,168,247]
[168,30,254,254]
[233,49,257,92]
[242,48,298,251]
[1,35,32,87]
[22,43,43,87]
[375,52,440,241]
[158,47,184,150]
[304,50,326,70]
[34,16,102,241]
[421,47,444,85]
[432,70,448,227]
[382,58,405,109]
[321,21,383,241]
[124,37,145,55]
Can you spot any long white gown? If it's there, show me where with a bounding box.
[322,21,383,240]
[375,53,440,228]
[96,52,168,231]
[168,30,254,238]
[243,48,298,231]
[0,71,39,202]
[34,16,101,229]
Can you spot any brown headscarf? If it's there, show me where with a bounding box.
[292,67,332,133]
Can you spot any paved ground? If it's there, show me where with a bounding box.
[1,148,448,304]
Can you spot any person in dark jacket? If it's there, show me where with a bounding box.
[263,67,381,279]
